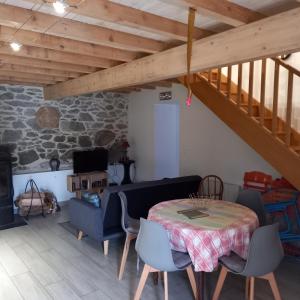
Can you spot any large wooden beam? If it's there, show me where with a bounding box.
[0,3,165,53]
[0,54,97,74]
[25,0,212,41]
[0,43,117,68]
[0,63,79,78]
[162,0,264,26]
[0,25,137,62]
[44,8,300,100]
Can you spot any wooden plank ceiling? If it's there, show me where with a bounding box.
[0,0,298,94]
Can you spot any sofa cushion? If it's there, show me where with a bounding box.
[81,192,101,208]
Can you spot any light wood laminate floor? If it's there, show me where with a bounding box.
[0,205,299,300]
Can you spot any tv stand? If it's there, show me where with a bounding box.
[67,171,107,198]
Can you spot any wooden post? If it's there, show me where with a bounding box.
[260,58,267,126]
[285,70,294,146]
[248,61,254,117]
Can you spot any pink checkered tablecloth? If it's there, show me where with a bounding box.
[148,199,259,272]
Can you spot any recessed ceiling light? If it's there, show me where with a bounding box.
[53,1,66,14]
[10,42,22,52]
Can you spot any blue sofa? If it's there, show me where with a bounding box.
[68,175,201,254]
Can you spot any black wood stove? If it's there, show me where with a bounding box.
[0,149,14,227]
[0,148,26,230]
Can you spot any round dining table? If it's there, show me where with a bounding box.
[148,198,259,299]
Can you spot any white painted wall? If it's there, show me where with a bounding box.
[12,164,135,202]
[13,169,75,203]
[128,84,280,189]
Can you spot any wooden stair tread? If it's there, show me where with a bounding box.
[240,103,259,107]
[291,145,300,151]
[254,116,273,120]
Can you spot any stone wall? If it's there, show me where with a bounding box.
[0,85,128,173]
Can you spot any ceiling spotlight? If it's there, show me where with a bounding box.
[53,1,66,14]
[10,42,22,52]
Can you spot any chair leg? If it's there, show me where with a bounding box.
[264,273,282,300]
[77,230,83,240]
[134,264,151,300]
[186,266,197,299]
[212,266,228,300]
[164,272,168,300]
[103,240,109,256]
[249,277,255,300]
[245,277,250,300]
[118,233,136,280]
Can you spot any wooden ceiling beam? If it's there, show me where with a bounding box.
[0,63,80,78]
[0,54,97,74]
[0,75,55,85]
[44,8,300,99]
[68,0,212,41]
[26,0,212,41]
[0,80,43,86]
[0,70,66,82]
[0,25,138,62]
[0,43,118,68]
[163,0,265,26]
[0,3,166,53]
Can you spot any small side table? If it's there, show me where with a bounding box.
[119,160,135,185]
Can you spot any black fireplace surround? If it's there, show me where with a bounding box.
[0,148,14,227]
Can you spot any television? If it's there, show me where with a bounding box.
[73,148,108,174]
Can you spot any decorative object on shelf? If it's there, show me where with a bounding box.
[49,157,60,171]
[185,7,196,107]
[120,140,130,162]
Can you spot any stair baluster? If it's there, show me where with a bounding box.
[227,66,232,100]
[248,61,254,117]
[217,68,221,91]
[260,59,267,126]
[286,71,294,146]
[237,63,243,108]
[272,61,280,136]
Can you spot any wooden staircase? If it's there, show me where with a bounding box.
[179,57,300,190]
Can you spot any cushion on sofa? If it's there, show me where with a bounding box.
[81,192,101,208]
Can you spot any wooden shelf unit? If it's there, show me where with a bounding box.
[67,171,107,198]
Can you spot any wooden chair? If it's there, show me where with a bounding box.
[134,218,197,300]
[212,223,283,300]
[198,175,224,200]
